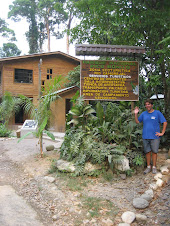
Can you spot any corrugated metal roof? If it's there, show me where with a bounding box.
[75,44,145,57]
[0,51,80,62]
[52,86,79,95]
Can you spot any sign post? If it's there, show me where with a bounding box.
[81,60,139,102]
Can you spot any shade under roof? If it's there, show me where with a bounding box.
[75,44,145,58]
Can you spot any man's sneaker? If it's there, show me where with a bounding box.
[152,167,157,174]
[144,167,151,174]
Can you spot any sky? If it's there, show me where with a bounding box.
[0,0,76,57]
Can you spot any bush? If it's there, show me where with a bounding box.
[126,149,145,168]
[60,127,125,176]
[0,124,12,137]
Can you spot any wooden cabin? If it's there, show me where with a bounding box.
[0,51,80,131]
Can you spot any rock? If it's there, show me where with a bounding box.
[55,159,75,173]
[120,174,126,180]
[44,176,55,183]
[101,218,114,225]
[156,178,164,187]
[162,175,170,184]
[118,223,130,226]
[149,183,158,190]
[133,198,149,209]
[83,220,90,224]
[161,148,168,153]
[144,189,154,198]
[154,172,163,180]
[121,211,135,224]
[160,165,169,175]
[46,145,54,151]
[52,215,60,221]
[140,194,153,202]
[164,159,170,167]
[115,156,130,171]
[84,162,102,174]
[135,214,147,222]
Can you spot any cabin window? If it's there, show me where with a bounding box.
[47,68,53,80]
[47,69,52,74]
[14,69,33,83]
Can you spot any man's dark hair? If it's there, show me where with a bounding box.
[144,99,153,105]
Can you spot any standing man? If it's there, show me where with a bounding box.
[134,99,167,174]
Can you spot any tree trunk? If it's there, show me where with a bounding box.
[66,13,73,54]
[46,10,51,52]
[46,21,51,52]
[39,133,43,158]
[160,61,169,118]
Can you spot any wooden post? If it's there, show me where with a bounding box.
[131,101,134,116]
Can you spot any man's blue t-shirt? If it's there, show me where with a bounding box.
[138,110,166,139]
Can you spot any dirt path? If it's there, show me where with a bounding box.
[0,137,169,226]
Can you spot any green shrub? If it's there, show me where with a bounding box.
[60,127,125,176]
[0,124,12,137]
[126,150,145,167]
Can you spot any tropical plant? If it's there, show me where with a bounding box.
[65,65,80,88]
[67,96,95,130]
[0,124,12,137]
[60,127,125,176]
[126,149,145,168]
[0,91,21,126]
[18,77,62,157]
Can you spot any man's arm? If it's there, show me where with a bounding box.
[156,121,168,137]
[134,107,140,124]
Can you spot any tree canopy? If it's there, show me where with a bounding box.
[68,0,170,116]
[0,18,16,41]
[0,43,21,57]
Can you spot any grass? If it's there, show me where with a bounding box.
[80,195,119,219]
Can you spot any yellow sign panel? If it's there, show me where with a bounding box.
[80,60,139,101]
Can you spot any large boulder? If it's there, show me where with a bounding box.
[55,159,75,173]
[115,156,130,171]
[84,162,102,174]
[133,198,149,209]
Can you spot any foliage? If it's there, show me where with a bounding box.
[0,92,22,126]
[8,0,39,54]
[18,77,62,157]
[8,0,68,53]
[65,65,80,88]
[0,43,21,57]
[0,18,16,41]
[70,0,118,44]
[38,0,67,51]
[60,98,143,175]
[67,96,95,130]
[126,150,145,168]
[60,127,125,176]
[68,0,169,117]
[0,124,12,137]
[93,101,143,150]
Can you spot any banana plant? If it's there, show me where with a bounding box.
[18,77,62,157]
[67,96,96,130]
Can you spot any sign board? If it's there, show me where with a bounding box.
[21,120,38,138]
[80,60,139,101]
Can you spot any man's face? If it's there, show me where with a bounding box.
[145,102,153,112]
